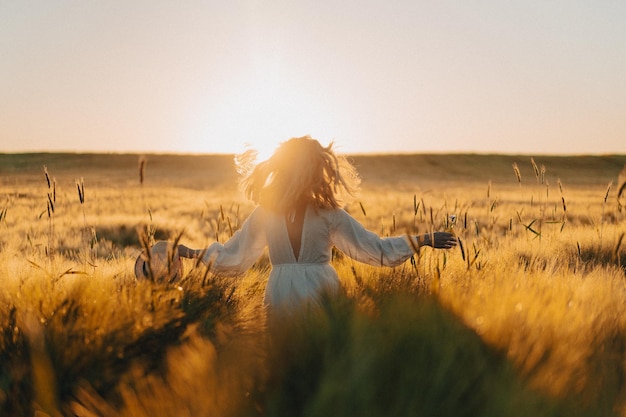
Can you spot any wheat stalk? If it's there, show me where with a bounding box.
[531,158,539,182]
[139,156,147,186]
[76,177,97,266]
[43,166,56,260]
[600,180,612,245]
[76,178,85,204]
[512,162,522,184]
[0,205,7,224]
[617,164,626,199]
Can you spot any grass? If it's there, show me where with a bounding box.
[0,152,625,416]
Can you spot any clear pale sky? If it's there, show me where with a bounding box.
[1,1,625,156]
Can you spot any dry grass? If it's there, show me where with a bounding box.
[0,152,625,416]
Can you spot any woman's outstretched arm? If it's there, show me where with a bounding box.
[330,209,456,267]
[177,207,268,275]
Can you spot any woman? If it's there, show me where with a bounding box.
[178,136,456,315]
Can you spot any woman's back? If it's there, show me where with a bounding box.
[265,205,333,265]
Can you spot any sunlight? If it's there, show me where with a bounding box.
[195,68,339,158]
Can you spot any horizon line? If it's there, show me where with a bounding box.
[1,149,625,158]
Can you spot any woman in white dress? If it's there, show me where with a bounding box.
[178,136,456,315]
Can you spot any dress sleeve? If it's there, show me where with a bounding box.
[330,209,416,267]
[201,206,267,275]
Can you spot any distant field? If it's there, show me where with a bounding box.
[1,152,625,417]
[2,152,625,187]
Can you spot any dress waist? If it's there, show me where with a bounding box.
[272,262,331,267]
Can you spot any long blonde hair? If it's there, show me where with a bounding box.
[237,136,360,213]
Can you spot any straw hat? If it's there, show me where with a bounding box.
[134,241,183,283]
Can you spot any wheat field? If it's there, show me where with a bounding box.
[1,152,625,417]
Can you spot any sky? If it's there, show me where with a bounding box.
[1,0,625,156]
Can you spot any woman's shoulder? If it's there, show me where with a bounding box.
[312,204,341,215]
[244,205,270,225]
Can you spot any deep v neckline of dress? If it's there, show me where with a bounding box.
[284,204,307,262]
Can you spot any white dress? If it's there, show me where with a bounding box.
[202,205,415,312]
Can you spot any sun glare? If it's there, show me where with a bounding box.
[197,68,339,158]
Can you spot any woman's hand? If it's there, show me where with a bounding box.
[421,232,457,249]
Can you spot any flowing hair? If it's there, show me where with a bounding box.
[236,136,360,213]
